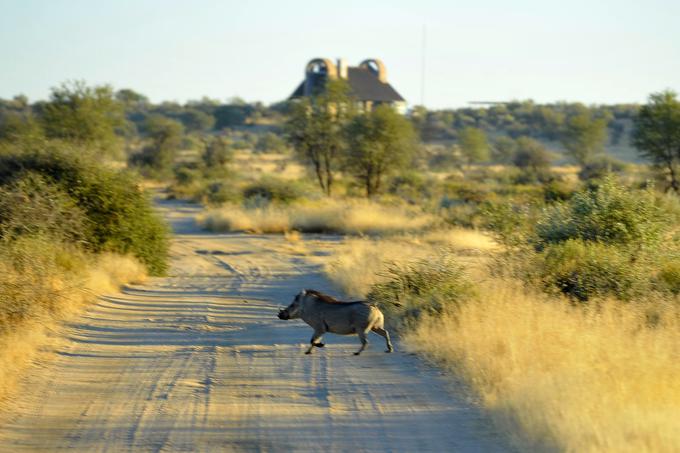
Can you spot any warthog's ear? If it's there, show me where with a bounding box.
[300,289,306,295]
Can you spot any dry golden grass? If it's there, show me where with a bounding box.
[406,283,680,452]
[86,253,148,294]
[323,228,495,298]
[418,228,499,254]
[324,239,427,298]
[321,230,680,452]
[232,151,306,180]
[0,252,146,402]
[197,199,437,236]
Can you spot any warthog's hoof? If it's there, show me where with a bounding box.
[385,349,393,353]
[305,351,312,355]
[353,352,361,356]
[314,343,325,348]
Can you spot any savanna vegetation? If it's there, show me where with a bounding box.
[2,78,680,451]
[0,82,169,399]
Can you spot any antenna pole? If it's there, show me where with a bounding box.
[420,24,426,107]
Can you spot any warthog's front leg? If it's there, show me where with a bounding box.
[305,329,325,355]
[354,330,369,356]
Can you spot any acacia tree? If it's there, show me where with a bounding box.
[560,107,608,166]
[128,115,184,175]
[285,79,353,196]
[512,137,553,172]
[345,105,416,197]
[458,127,490,166]
[633,90,680,192]
[40,81,125,156]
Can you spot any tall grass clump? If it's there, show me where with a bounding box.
[367,254,474,327]
[323,230,496,298]
[198,199,437,235]
[0,144,169,274]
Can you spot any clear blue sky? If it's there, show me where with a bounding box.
[1,0,679,109]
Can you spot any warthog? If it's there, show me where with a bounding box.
[278,289,394,355]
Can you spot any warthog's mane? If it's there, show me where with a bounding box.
[304,289,365,305]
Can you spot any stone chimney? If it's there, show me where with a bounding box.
[337,58,348,79]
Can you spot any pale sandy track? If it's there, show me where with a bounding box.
[0,200,513,452]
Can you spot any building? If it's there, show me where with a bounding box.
[290,58,406,114]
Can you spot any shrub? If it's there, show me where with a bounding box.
[201,180,241,206]
[367,254,475,325]
[388,171,434,203]
[254,132,287,154]
[535,177,666,250]
[0,236,87,333]
[535,240,649,301]
[0,145,169,274]
[658,259,680,294]
[242,177,306,205]
[173,163,202,186]
[512,136,553,171]
[128,115,184,177]
[481,201,535,248]
[202,137,233,170]
[578,155,627,181]
[542,180,575,203]
[0,173,87,244]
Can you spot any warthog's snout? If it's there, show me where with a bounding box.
[278,309,289,320]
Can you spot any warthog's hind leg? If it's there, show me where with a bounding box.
[372,327,394,353]
[305,330,325,355]
[354,330,369,356]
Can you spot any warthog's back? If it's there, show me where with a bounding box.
[307,299,383,335]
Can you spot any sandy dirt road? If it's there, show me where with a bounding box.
[0,200,513,452]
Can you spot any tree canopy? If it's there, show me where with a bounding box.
[345,105,416,197]
[632,90,680,192]
[285,79,354,196]
[458,127,490,165]
[559,108,608,166]
[40,81,125,156]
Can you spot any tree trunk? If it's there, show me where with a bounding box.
[374,170,382,194]
[323,154,333,196]
[313,159,326,194]
[668,161,679,193]
[365,166,374,198]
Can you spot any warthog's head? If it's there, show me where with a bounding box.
[278,290,306,320]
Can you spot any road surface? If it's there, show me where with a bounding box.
[0,200,513,452]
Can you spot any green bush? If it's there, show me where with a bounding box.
[658,259,680,294]
[388,171,434,203]
[201,180,241,206]
[578,155,627,181]
[485,178,680,302]
[0,173,87,244]
[202,137,233,170]
[242,177,306,206]
[173,163,202,186]
[368,254,474,326]
[542,180,576,203]
[0,145,169,275]
[535,239,649,302]
[535,177,666,250]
